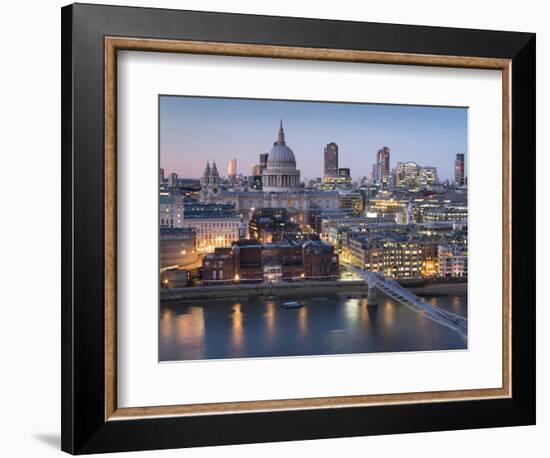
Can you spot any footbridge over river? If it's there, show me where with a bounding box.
[344,264,468,342]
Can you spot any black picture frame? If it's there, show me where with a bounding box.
[61,3,535,454]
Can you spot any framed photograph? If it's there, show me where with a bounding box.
[61,3,536,454]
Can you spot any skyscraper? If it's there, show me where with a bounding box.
[324,142,339,178]
[454,153,465,186]
[227,158,237,179]
[372,163,380,183]
[375,146,390,189]
[168,172,178,188]
[227,158,237,186]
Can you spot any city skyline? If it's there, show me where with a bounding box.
[160,95,468,182]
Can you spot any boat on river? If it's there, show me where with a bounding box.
[280,301,305,309]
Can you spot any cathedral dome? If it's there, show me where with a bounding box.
[262,120,301,193]
[268,144,296,166]
[267,120,296,168]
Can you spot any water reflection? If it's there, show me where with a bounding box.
[359,301,370,327]
[159,306,205,360]
[343,299,360,323]
[265,302,276,340]
[231,303,244,354]
[452,296,462,313]
[159,294,467,361]
[160,307,174,341]
[382,299,395,326]
[298,306,308,336]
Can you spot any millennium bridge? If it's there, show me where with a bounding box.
[344,264,468,342]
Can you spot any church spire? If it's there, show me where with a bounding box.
[276,119,285,145]
[201,160,211,186]
[211,159,219,179]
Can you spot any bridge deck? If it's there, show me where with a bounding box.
[345,265,467,342]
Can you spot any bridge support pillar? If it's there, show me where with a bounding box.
[367,286,379,307]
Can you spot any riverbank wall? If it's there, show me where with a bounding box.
[407,282,467,297]
[161,280,368,302]
[161,279,468,302]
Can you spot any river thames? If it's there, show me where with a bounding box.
[159,292,467,361]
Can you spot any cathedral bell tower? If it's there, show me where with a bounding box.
[200,159,221,201]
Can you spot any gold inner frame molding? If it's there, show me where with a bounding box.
[104,36,512,421]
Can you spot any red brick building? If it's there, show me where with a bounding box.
[302,240,339,279]
[201,247,235,283]
[201,239,338,285]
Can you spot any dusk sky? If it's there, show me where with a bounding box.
[160,95,467,182]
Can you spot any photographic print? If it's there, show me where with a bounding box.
[62,7,535,451]
[159,95,468,362]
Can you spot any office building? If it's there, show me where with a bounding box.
[419,166,439,187]
[347,234,423,279]
[227,158,237,184]
[396,161,421,189]
[249,208,302,243]
[455,153,465,186]
[160,193,184,228]
[338,190,364,213]
[374,146,390,189]
[228,158,237,177]
[160,197,244,253]
[422,206,468,223]
[438,243,468,278]
[168,172,178,188]
[324,142,339,178]
[338,168,350,179]
[160,227,198,270]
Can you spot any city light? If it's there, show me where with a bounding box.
[421,260,438,278]
[160,120,467,286]
[158,102,469,361]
